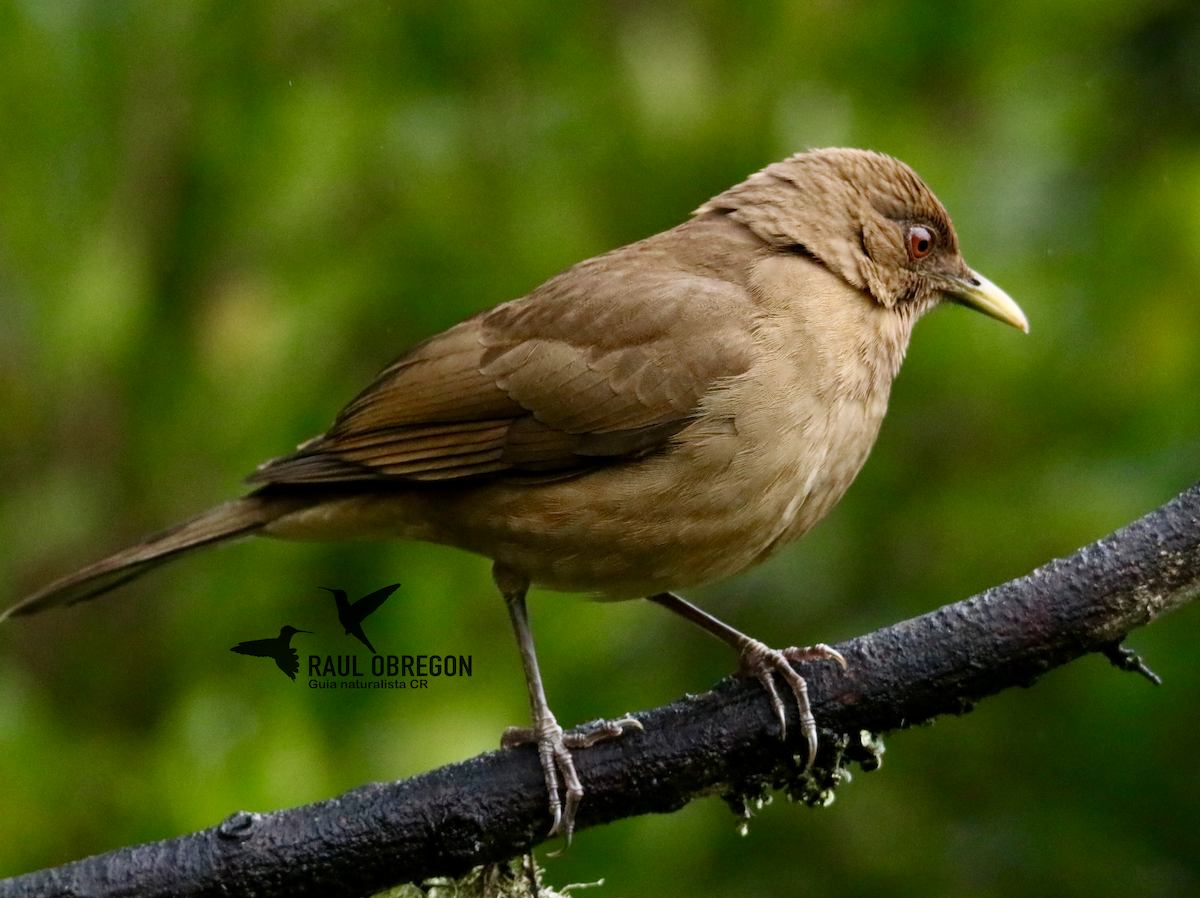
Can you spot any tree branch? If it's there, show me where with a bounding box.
[5,481,1200,898]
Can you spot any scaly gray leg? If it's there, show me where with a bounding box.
[494,562,641,843]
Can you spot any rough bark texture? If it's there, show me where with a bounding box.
[4,482,1199,898]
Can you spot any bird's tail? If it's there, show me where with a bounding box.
[4,492,298,621]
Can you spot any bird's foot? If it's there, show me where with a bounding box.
[501,717,581,844]
[502,714,643,845]
[735,640,846,770]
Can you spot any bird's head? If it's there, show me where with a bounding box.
[279,626,312,637]
[694,147,1028,332]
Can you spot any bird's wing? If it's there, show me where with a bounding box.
[351,583,400,619]
[248,260,758,484]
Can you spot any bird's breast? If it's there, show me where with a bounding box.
[700,351,891,572]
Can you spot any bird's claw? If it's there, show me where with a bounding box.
[501,714,642,845]
[563,714,644,748]
[737,640,846,771]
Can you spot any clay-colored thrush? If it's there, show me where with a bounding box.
[7,148,1027,839]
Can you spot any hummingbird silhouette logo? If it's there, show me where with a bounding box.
[321,583,399,654]
[230,625,312,680]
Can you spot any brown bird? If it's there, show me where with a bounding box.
[5,148,1027,841]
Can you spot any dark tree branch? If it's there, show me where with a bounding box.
[5,482,1200,898]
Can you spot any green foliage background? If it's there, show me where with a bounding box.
[2,1,1199,894]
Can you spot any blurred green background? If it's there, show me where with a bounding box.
[2,0,1199,894]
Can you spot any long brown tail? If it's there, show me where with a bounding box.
[3,492,297,621]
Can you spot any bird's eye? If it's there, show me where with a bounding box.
[908,225,935,260]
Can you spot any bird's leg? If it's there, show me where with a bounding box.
[495,564,576,837]
[493,562,641,843]
[647,591,845,769]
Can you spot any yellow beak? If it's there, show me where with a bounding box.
[947,271,1029,333]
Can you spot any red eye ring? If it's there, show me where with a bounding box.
[908,225,935,260]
